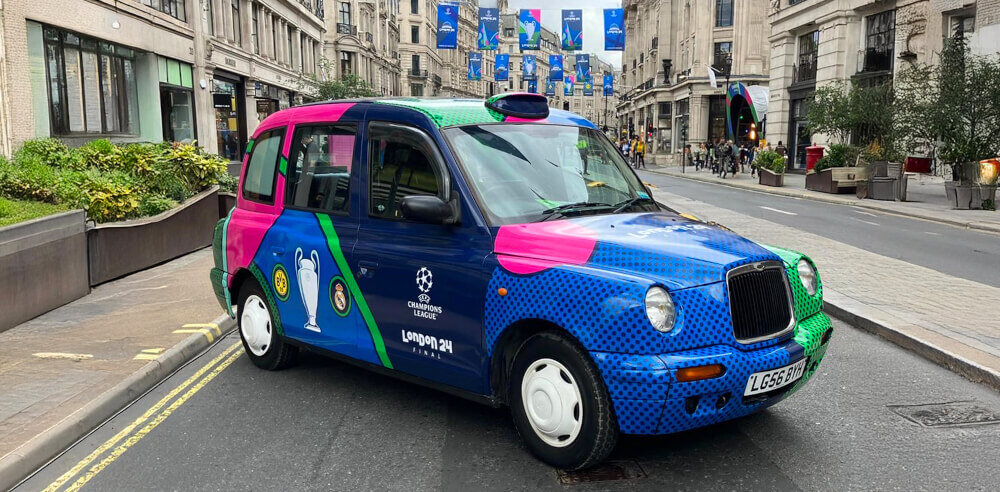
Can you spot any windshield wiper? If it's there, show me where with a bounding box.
[539,201,613,221]
[612,196,656,214]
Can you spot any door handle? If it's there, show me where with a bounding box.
[271,247,285,257]
[358,260,378,278]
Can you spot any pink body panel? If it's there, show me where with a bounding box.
[494,221,598,274]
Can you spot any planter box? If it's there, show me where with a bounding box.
[805,167,863,194]
[218,192,236,219]
[758,168,784,187]
[949,183,982,210]
[87,186,219,286]
[0,210,89,332]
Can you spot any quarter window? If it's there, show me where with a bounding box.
[368,123,445,220]
[286,125,357,213]
[243,129,284,203]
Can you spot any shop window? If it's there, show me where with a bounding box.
[158,57,195,142]
[243,129,284,204]
[286,125,357,213]
[141,0,186,21]
[43,27,139,135]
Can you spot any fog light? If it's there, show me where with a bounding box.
[676,364,726,382]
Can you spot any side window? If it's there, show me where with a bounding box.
[286,124,357,213]
[368,123,446,220]
[243,129,284,203]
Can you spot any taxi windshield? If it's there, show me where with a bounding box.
[443,124,655,225]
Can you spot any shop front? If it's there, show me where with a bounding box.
[212,73,247,165]
[726,82,768,147]
[158,57,196,142]
[254,82,294,123]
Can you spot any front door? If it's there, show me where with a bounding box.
[354,119,494,394]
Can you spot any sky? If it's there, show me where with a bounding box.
[481,0,624,70]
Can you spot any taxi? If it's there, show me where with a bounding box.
[210,94,833,470]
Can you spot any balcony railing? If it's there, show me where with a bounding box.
[365,32,374,43]
[432,74,442,86]
[336,23,357,36]
[857,48,893,73]
[411,69,428,78]
[794,60,816,83]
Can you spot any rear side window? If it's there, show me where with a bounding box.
[243,130,284,203]
[368,123,445,220]
[286,124,357,213]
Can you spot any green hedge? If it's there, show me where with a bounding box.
[0,139,229,223]
[814,144,861,172]
[754,150,786,174]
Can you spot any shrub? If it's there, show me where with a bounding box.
[164,142,228,191]
[217,171,239,194]
[814,144,861,172]
[137,194,177,217]
[79,170,142,222]
[13,138,81,168]
[755,150,786,174]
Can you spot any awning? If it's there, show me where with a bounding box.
[726,82,769,138]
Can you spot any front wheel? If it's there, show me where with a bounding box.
[509,332,618,470]
[238,281,298,370]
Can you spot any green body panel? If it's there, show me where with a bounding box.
[374,98,504,128]
[249,262,284,336]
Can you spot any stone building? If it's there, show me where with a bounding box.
[495,12,561,103]
[0,0,325,161]
[399,0,444,95]
[616,0,771,162]
[323,0,403,96]
[768,0,1000,169]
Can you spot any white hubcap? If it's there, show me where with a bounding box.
[521,358,583,448]
[241,294,272,356]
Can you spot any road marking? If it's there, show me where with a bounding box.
[44,341,242,492]
[133,349,165,361]
[854,218,880,226]
[853,209,879,217]
[63,348,245,491]
[925,231,940,236]
[759,206,797,216]
[173,325,220,343]
[33,353,93,361]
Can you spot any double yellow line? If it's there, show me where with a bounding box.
[44,341,244,491]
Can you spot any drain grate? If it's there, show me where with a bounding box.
[888,401,1000,428]
[556,460,647,485]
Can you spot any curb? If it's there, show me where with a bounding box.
[646,167,1000,235]
[0,314,237,490]
[823,289,1000,392]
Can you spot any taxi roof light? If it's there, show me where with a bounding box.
[676,364,726,383]
[485,93,550,119]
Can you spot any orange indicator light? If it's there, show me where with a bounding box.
[497,288,508,297]
[676,364,726,382]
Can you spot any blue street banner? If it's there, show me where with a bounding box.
[583,81,594,96]
[519,9,542,50]
[437,4,459,49]
[549,54,563,81]
[545,80,556,96]
[528,79,538,94]
[522,55,537,80]
[478,8,499,50]
[575,54,591,83]
[495,53,510,81]
[564,75,575,96]
[468,52,482,81]
[603,73,614,96]
[562,9,583,51]
[604,8,625,51]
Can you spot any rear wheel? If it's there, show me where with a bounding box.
[238,281,298,370]
[508,331,618,470]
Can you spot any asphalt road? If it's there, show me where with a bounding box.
[638,170,1000,288]
[19,317,1000,491]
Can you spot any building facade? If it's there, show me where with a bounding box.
[399,0,444,95]
[616,0,771,161]
[0,0,325,161]
[323,0,402,96]
[768,0,1000,169]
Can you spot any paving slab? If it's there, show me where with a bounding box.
[0,248,231,488]
[647,165,1000,234]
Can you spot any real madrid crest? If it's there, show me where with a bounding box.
[329,276,352,317]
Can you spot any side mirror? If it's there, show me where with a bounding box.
[400,195,454,224]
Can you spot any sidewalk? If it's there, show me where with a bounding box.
[648,165,1000,234]
[649,187,1000,391]
[0,249,232,488]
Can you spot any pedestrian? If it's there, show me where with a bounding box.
[719,140,731,179]
[739,144,748,173]
[775,140,787,159]
[629,137,638,167]
[636,138,646,169]
[708,140,716,174]
[730,140,740,176]
[695,143,705,170]
[748,145,757,177]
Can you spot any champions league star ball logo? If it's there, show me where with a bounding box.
[416,267,433,303]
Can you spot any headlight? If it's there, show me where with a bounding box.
[796,259,818,296]
[645,287,676,332]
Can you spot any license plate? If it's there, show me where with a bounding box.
[743,359,807,396]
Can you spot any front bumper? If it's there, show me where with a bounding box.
[591,311,833,435]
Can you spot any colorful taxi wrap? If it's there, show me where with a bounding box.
[594,248,830,435]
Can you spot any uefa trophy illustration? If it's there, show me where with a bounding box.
[295,247,321,332]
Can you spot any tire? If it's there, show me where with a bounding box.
[508,331,618,470]
[237,280,298,370]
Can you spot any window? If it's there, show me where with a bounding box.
[142,0,186,21]
[287,26,294,65]
[272,16,279,60]
[410,0,418,15]
[411,84,424,96]
[340,51,353,75]
[243,129,284,203]
[252,4,259,54]
[286,125,357,213]
[504,28,514,38]
[368,123,445,220]
[43,27,139,135]
[866,10,895,52]
[339,2,352,25]
[411,54,420,74]
[231,0,241,44]
[796,31,819,82]
[950,14,975,38]
[713,42,732,74]
[411,25,419,43]
[716,0,733,27]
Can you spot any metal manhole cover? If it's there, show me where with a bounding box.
[888,401,1000,428]
[556,460,647,485]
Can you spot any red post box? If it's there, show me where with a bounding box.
[806,145,825,172]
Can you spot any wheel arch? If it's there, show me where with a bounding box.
[488,318,592,405]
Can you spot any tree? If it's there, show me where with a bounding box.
[806,78,900,160]
[309,58,379,101]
